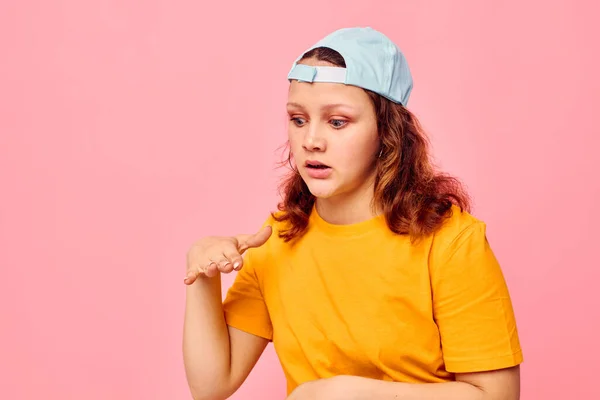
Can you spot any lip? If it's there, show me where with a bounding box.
[304,159,330,167]
[304,160,332,179]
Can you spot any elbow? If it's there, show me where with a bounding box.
[188,382,234,400]
[455,365,520,400]
[189,388,223,400]
[190,393,222,400]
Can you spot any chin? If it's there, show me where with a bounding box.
[304,179,340,199]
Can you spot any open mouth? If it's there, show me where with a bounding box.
[305,161,331,169]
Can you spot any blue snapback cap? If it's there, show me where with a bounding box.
[287,27,413,106]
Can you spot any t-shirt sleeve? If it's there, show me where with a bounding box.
[431,221,523,373]
[222,242,273,341]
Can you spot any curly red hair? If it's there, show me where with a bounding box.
[272,47,471,243]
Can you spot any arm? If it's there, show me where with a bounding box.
[289,367,519,400]
[183,274,268,400]
[183,227,273,400]
[337,366,519,400]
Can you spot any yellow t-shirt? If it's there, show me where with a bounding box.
[222,205,523,394]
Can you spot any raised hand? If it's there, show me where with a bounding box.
[184,225,272,284]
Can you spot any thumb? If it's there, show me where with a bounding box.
[237,225,272,253]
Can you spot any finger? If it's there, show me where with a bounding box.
[184,264,206,284]
[216,256,234,273]
[238,225,272,252]
[183,269,199,285]
[223,249,244,271]
[204,261,219,278]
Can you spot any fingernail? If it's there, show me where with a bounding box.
[233,261,240,270]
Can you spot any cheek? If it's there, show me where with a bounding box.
[343,147,374,171]
[337,131,379,167]
[288,132,299,147]
[287,131,304,157]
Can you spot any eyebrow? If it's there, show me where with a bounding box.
[286,102,357,112]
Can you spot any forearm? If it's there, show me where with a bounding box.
[183,274,231,399]
[349,378,486,400]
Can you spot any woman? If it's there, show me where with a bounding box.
[183,27,523,400]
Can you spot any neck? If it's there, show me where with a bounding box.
[314,178,380,225]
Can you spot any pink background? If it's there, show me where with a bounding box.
[1,1,598,399]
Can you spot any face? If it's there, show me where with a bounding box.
[286,58,380,202]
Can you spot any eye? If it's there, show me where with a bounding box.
[330,119,348,129]
[290,117,306,127]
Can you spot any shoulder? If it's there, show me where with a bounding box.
[433,205,483,238]
[429,205,487,257]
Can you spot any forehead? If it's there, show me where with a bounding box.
[287,79,372,112]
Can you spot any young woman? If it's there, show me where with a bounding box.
[183,27,523,400]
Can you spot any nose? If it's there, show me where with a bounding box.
[302,124,327,152]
